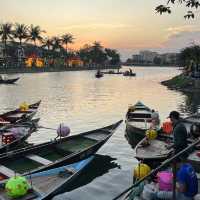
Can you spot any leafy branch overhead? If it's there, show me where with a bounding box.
[155,0,200,19]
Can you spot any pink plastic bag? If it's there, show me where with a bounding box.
[157,171,173,191]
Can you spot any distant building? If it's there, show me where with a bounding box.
[132,54,143,64]
[129,50,179,66]
[160,53,179,65]
[68,56,84,67]
[139,51,158,64]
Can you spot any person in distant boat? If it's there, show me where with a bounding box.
[166,111,188,157]
[152,161,198,200]
[151,109,160,127]
[129,68,133,75]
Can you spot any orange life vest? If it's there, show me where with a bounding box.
[162,121,173,134]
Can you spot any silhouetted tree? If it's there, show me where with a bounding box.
[156,0,200,19]
[0,22,13,61]
[13,23,28,47]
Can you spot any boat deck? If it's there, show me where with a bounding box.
[136,139,172,159]
[30,174,67,194]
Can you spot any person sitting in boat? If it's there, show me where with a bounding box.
[152,161,198,200]
[166,111,188,156]
[97,69,101,75]
[129,68,133,75]
[151,109,160,127]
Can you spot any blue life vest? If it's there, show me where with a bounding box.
[177,163,198,197]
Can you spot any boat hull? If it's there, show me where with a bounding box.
[0,77,19,84]
[0,120,122,177]
[125,122,146,148]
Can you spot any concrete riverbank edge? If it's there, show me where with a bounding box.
[0,66,121,75]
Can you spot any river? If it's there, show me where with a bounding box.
[0,66,199,199]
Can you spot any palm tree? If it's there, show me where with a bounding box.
[51,36,62,52]
[0,22,13,63]
[41,37,53,66]
[13,23,28,46]
[61,33,74,53]
[90,41,106,66]
[27,25,45,47]
[42,37,53,51]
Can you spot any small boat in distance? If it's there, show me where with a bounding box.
[0,156,94,200]
[0,100,41,126]
[125,101,160,147]
[95,70,104,78]
[102,70,123,75]
[0,75,20,84]
[123,68,136,76]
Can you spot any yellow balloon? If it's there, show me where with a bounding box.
[145,129,157,140]
[134,163,151,180]
[19,102,29,111]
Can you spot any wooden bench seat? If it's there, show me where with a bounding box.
[0,165,18,177]
[26,154,53,165]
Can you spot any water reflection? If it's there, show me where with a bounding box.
[64,154,121,192]
[178,91,200,115]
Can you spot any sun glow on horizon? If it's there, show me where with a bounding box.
[1,0,200,58]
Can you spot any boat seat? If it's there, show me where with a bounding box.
[26,154,53,165]
[0,165,18,177]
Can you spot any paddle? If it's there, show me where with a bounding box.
[112,138,200,200]
[37,126,57,131]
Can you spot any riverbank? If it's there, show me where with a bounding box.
[0,65,121,74]
[161,73,200,92]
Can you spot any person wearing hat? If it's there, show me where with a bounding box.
[166,111,188,157]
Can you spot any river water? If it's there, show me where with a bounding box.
[0,66,199,199]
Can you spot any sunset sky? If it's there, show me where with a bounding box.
[0,0,200,60]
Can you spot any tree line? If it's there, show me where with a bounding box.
[0,22,120,67]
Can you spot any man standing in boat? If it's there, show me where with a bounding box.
[167,111,188,157]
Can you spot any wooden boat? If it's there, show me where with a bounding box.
[0,77,20,84]
[125,101,160,147]
[102,70,123,75]
[135,137,173,168]
[0,120,122,177]
[0,118,39,154]
[135,113,200,168]
[0,156,94,200]
[0,100,41,125]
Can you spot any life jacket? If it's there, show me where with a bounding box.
[162,121,173,134]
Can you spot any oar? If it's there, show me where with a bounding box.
[37,126,57,131]
[112,138,200,200]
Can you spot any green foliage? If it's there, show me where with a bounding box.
[180,45,200,66]
[78,42,120,65]
[166,74,193,88]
